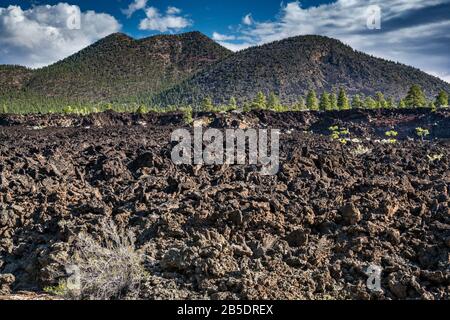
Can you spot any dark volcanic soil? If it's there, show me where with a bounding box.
[0,109,449,300]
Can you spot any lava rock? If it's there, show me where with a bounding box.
[286,229,309,247]
[0,274,15,295]
[339,204,362,225]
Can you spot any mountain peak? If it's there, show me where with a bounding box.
[100,32,134,43]
[137,31,217,44]
[179,31,210,39]
[98,31,212,44]
[15,30,231,102]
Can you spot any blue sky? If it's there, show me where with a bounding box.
[0,0,449,82]
[0,0,270,37]
[0,0,333,37]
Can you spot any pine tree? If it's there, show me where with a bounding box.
[202,97,214,112]
[330,91,338,110]
[398,99,406,108]
[229,96,238,110]
[364,97,377,109]
[292,97,306,111]
[182,107,193,124]
[1,104,8,114]
[306,90,319,111]
[375,92,387,109]
[405,84,427,108]
[137,105,147,114]
[252,91,267,110]
[337,88,350,110]
[319,92,331,111]
[435,90,448,108]
[267,92,281,111]
[386,97,395,109]
[242,102,252,112]
[351,94,363,109]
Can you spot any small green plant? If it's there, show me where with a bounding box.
[385,130,398,137]
[384,130,399,143]
[415,127,430,140]
[331,131,340,140]
[340,129,350,136]
[329,125,339,131]
[329,126,340,140]
[44,281,68,296]
[329,126,349,144]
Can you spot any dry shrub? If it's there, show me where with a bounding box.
[68,219,146,300]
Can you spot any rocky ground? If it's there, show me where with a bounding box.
[0,109,449,300]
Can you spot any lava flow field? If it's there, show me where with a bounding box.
[0,109,449,300]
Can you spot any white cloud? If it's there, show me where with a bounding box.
[139,6,192,32]
[0,3,121,68]
[223,0,450,81]
[212,32,235,41]
[122,0,148,18]
[242,13,253,26]
[166,6,181,15]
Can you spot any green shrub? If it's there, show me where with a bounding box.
[415,127,430,140]
[385,130,398,137]
[329,126,349,144]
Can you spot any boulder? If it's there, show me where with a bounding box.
[339,204,362,225]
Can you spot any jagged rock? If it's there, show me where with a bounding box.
[0,274,15,295]
[286,229,309,247]
[386,228,401,245]
[382,202,400,217]
[229,210,243,225]
[160,248,186,272]
[445,237,450,248]
[388,273,408,299]
[0,110,449,300]
[339,204,362,225]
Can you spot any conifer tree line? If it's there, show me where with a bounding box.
[229,84,448,112]
[0,84,448,114]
